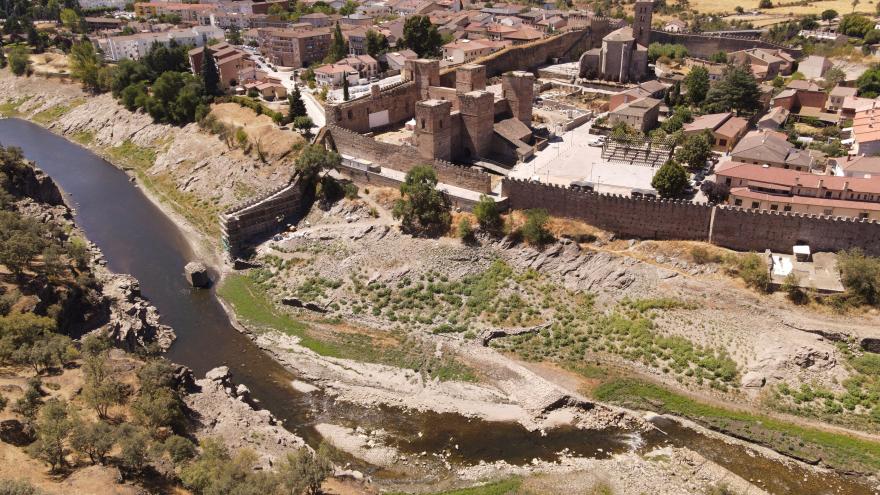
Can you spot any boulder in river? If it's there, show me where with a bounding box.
[185,261,211,288]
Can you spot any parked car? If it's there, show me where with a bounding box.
[588,136,605,147]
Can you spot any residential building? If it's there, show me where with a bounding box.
[771,80,828,115]
[133,2,215,22]
[83,16,126,31]
[683,112,749,152]
[257,27,331,68]
[730,130,814,171]
[338,54,380,79]
[827,85,857,112]
[830,155,880,177]
[608,97,660,132]
[442,38,506,64]
[798,30,847,44]
[798,55,832,80]
[716,161,880,219]
[757,106,790,130]
[728,48,794,80]
[853,102,880,156]
[608,80,667,111]
[340,13,374,27]
[382,49,418,71]
[315,63,360,87]
[189,43,257,91]
[300,13,332,28]
[99,25,224,61]
[663,19,686,32]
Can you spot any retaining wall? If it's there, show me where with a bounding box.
[327,125,492,193]
[221,178,306,255]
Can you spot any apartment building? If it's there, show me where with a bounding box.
[441,38,506,64]
[189,42,257,90]
[257,27,331,68]
[99,25,224,61]
[134,2,215,22]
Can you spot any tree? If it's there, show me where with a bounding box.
[520,209,553,246]
[342,76,350,101]
[839,14,872,37]
[821,8,838,20]
[758,0,772,8]
[28,399,73,472]
[401,15,442,57]
[277,446,334,495]
[473,194,502,233]
[709,51,727,64]
[856,64,880,97]
[838,249,880,305]
[59,7,80,31]
[0,42,7,69]
[365,29,389,57]
[823,66,846,89]
[651,160,689,198]
[339,0,358,15]
[294,144,341,184]
[288,86,307,120]
[293,115,314,136]
[69,41,103,92]
[683,65,709,105]
[82,351,126,418]
[201,47,221,97]
[7,45,30,76]
[703,62,762,115]
[227,26,242,45]
[116,424,151,473]
[328,22,348,62]
[675,131,712,169]
[70,418,116,465]
[392,165,451,235]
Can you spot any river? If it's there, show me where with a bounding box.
[0,117,874,495]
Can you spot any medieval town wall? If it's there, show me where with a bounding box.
[325,80,419,133]
[501,179,880,255]
[650,31,803,60]
[328,125,491,193]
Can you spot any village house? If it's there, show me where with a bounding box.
[853,102,880,156]
[315,63,360,88]
[798,55,832,80]
[683,112,749,152]
[827,86,858,112]
[730,130,814,171]
[441,38,507,64]
[608,97,660,132]
[757,106,790,130]
[728,48,794,80]
[716,161,880,220]
[300,13,332,28]
[830,155,880,178]
[381,49,418,72]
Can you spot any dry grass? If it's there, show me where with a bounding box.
[688,0,875,14]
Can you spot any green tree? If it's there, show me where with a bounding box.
[82,351,126,418]
[703,62,762,115]
[392,165,451,235]
[709,51,727,63]
[839,13,872,36]
[328,22,348,62]
[675,131,712,169]
[342,76,350,101]
[339,0,358,15]
[201,47,221,97]
[821,9,838,20]
[277,445,334,495]
[651,160,689,198]
[294,144,341,184]
[520,209,553,246]
[0,479,44,495]
[365,29,389,57]
[837,249,880,305]
[59,8,80,31]
[116,424,151,473]
[69,417,116,465]
[7,45,30,76]
[758,0,772,8]
[227,26,242,45]
[288,86,307,120]
[28,399,73,472]
[857,64,880,97]
[69,41,103,92]
[473,194,502,233]
[683,65,709,105]
[293,115,314,136]
[400,15,442,57]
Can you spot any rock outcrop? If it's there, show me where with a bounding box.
[184,261,211,288]
[98,272,175,351]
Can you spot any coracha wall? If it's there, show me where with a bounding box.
[650,31,803,60]
[502,179,880,256]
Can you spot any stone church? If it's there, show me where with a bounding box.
[579,0,653,83]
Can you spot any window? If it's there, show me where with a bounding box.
[718,139,727,146]
[770,204,778,211]
[823,208,833,216]
[347,110,353,119]
[860,212,869,219]
[439,120,443,129]
[784,165,789,169]
[725,177,731,186]
[824,191,832,198]
[734,199,742,206]
[421,119,425,129]
[751,201,759,209]
[783,205,792,211]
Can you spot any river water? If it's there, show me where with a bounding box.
[0,117,874,495]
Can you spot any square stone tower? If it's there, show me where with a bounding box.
[456,64,487,94]
[414,99,452,161]
[502,71,535,127]
[404,58,440,100]
[459,90,494,159]
[633,0,653,48]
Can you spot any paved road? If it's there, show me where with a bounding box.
[248,51,326,128]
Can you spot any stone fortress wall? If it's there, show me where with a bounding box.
[502,179,880,256]
[649,31,803,60]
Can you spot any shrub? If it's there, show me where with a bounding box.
[733,253,771,292]
[782,272,807,305]
[837,248,880,305]
[520,209,553,246]
[457,217,474,241]
[392,165,451,235]
[690,246,720,264]
[473,194,502,233]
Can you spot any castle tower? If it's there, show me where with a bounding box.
[458,90,494,159]
[633,0,653,48]
[502,71,535,127]
[414,99,452,161]
[403,58,440,100]
[456,64,487,94]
